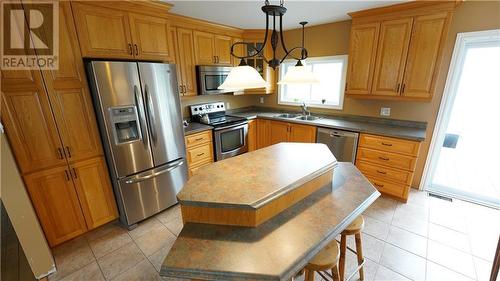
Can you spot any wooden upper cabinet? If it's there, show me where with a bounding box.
[289,124,317,143]
[214,35,232,65]
[346,23,380,95]
[401,13,448,98]
[372,18,413,96]
[24,165,88,247]
[71,157,118,229]
[176,28,197,96]
[129,13,173,61]
[194,31,216,65]
[72,3,133,59]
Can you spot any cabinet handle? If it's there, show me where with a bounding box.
[217,56,220,63]
[374,183,384,188]
[65,146,72,158]
[128,43,133,55]
[183,85,187,93]
[378,156,389,161]
[345,83,348,91]
[72,168,78,179]
[197,152,205,157]
[376,170,387,175]
[396,83,400,93]
[134,44,138,56]
[64,170,70,181]
[57,147,64,159]
[401,83,406,94]
[381,142,393,147]
[195,137,204,141]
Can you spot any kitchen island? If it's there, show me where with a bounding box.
[161,143,380,281]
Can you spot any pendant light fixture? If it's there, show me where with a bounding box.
[218,0,318,90]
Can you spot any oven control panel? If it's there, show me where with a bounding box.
[190,102,225,116]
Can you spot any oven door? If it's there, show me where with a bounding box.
[214,123,248,161]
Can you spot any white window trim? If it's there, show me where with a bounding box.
[277,55,348,110]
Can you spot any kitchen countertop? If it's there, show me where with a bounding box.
[229,109,427,141]
[161,162,380,280]
[183,122,213,136]
[178,143,337,209]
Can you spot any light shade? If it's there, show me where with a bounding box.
[218,65,268,90]
[278,65,320,85]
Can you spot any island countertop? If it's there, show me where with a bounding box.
[161,162,380,281]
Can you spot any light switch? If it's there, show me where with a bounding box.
[380,107,391,116]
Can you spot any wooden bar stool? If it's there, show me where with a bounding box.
[339,216,365,281]
[304,240,341,281]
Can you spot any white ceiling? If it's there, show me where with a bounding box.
[167,1,405,30]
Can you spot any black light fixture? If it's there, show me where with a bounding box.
[219,0,319,90]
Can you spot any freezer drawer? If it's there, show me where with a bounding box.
[118,158,187,225]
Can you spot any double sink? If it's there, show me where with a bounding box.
[273,113,322,121]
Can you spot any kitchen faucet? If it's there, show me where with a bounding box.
[301,102,310,116]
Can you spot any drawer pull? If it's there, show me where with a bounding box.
[374,183,384,188]
[195,137,204,141]
[381,142,393,147]
[196,153,205,157]
[378,156,389,161]
[377,170,387,175]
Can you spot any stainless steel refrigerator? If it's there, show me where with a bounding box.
[86,61,187,228]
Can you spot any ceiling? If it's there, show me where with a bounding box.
[166,1,405,30]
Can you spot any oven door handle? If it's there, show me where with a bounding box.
[213,122,248,131]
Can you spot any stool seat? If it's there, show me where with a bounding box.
[342,216,365,235]
[306,240,340,271]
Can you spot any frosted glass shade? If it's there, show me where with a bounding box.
[278,65,320,84]
[218,65,268,90]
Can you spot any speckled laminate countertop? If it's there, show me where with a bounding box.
[178,143,337,209]
[229,109,427,141]
[161,162,380,281]
[183,122,213,136]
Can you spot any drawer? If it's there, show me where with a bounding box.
[366,176,409,200]
[357,147,417,171]
[188,159,213,177]
[186,143,213,166]
[185,130,212,148]
[359,133,420,156]
[356,160,413,185]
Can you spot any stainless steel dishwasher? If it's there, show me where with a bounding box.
[316,127,359,163]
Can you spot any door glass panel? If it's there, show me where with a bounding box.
[221,129,243,152]
[205,75,227,90]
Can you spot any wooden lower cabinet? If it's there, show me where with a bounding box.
[247,120,257,152]
[256,119,271,149]
[256,119,317,149]
[185,130,214,176]
[269,121,289,145]
[289,123,317,143]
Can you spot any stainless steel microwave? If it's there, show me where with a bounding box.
[196,65,234,95]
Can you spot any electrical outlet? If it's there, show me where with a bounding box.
[259,97,264,104]
[226,102,231,109]
[380,107,391,116]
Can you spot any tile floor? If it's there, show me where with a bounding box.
[48,189,499,281]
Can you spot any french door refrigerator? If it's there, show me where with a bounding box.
[86,61,187,228]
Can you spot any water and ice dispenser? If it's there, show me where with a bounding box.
[109,106,142,145]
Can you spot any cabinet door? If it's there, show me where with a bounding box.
[72,3,133,59]
[24,165,88,247]
[289,124,317,143]
[247,120,257,152]
[129,13,173,61]
[214,35,232,65]
[71,157,118,229]
[372,18,413,96]
[193,31,215,65]
[402,13,448,98]
[256,119,271,149]
[177,28,197,96]
[269,121,289,145]
[346,23,380,95]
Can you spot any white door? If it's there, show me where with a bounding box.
[423,29,500,208]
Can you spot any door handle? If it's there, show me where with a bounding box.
[396,83,400,93]
[124,160,185,184]
[134,44,138,56]
[182,85,186,93]
[65,146,71,158]
[64,170,70,181]
[401,83,406,94]
[57,147,64,159]
[128,43,133,55]
[71,168,78,179]
[144,84,157,145]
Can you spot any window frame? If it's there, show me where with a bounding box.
[277,55,348,110]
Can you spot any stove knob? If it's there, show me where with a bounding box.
[198,107,203,111]
[194,108,197,111]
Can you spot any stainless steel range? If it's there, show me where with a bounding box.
[190,102,248,161]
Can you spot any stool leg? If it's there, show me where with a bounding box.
[332,265,340,281]
[355,233,364,280]
[339,235,347,281]
[305,269,315,281]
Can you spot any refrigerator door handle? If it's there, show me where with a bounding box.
[124,159,185,184]
[144,84,157,145]
[133,85,147,147]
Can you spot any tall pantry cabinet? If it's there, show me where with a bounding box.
[0,3,117,247]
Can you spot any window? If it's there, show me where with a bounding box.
[278,55,348,110]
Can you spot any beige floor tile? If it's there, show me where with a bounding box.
[363,216,391,241]
[428,223,471,253]
[111,259,161,281]
[386,226,427,258]
[429,204,468,233]
[374,265,411,281]
[89,228,132,259]
[406,189,430,207]
[346,233,385,263]
[427,240,476,279]
[473,256,493,281]
[163,216,184,237]
[379,243,426,281]
[58,262,105,281]
[160,278,190,281]
[391,214,428,237]
[426,261,474,281]
[49,237,95,281]
[342,250,378,281]
[469,230,498,261]
[86,222,126,242]
[156,205,181,225]
[364,202,396,224]
[394,202,429,222]
[97,242,145,280]
[135,226,176,256]
[129,218,166,240]
[149,244,175,272]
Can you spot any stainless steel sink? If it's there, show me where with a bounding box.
[274,113,302,119]
[296,115,321,121]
